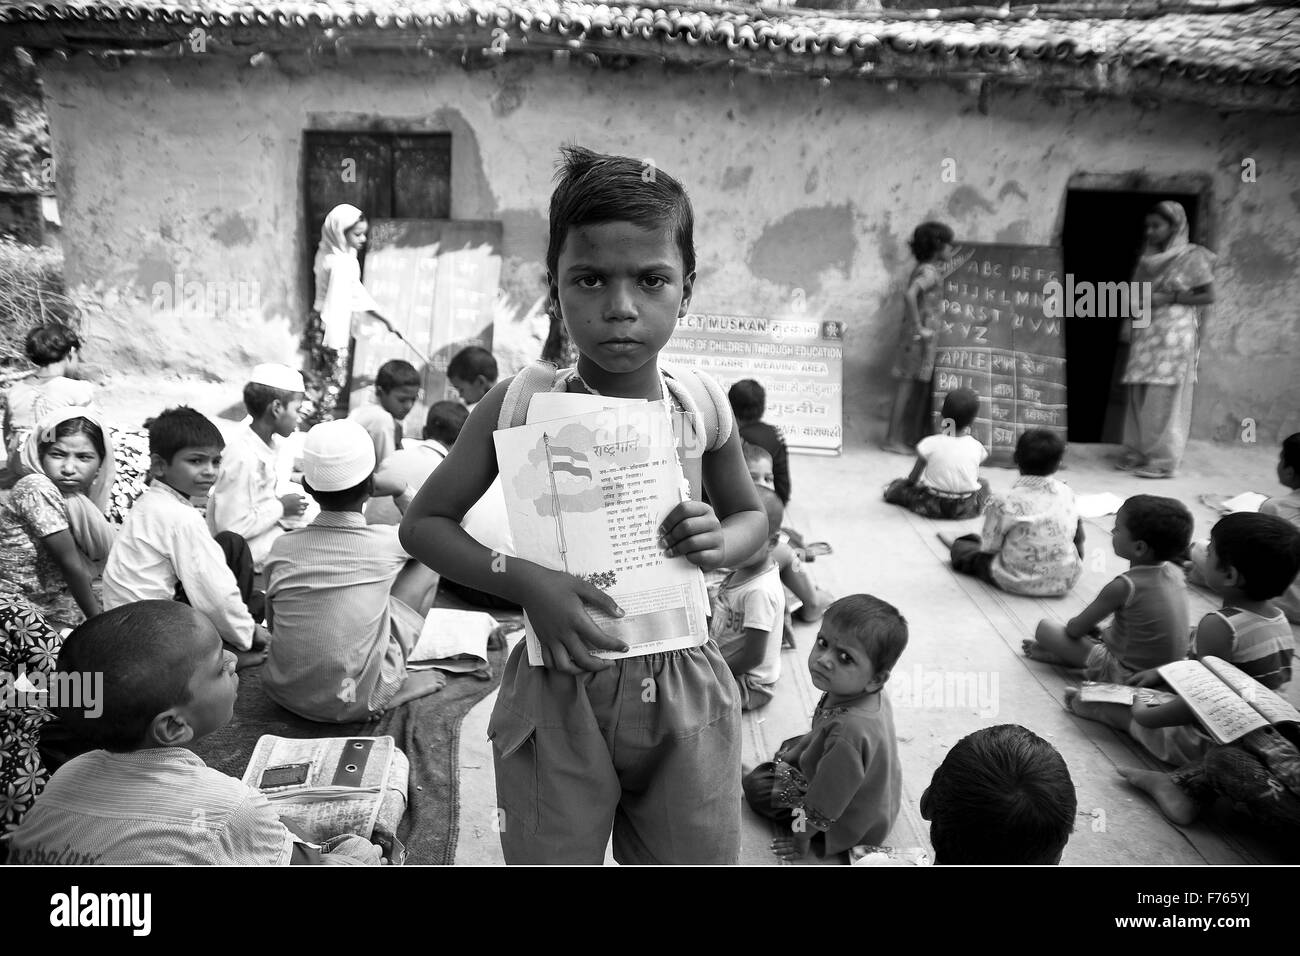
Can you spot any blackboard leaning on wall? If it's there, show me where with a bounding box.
[931,243,1067,468]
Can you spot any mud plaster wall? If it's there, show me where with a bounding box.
[40,54,1300,445]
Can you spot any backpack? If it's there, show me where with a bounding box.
[497,360,734,501]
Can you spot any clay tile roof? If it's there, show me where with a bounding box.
[3,1,1297,107]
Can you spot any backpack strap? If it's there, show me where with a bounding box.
[660,363,733,453]
[497,360,562,430]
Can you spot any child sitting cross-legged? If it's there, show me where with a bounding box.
[1067,512,1300,766]
[102,407,270,667]
[883,387,990,520]
[743,595,906,862]
[1025,494,1193,682]
[711,485,786,712]
[263,419,445,723]
[7,601,381,865]
[947,428,1084,597]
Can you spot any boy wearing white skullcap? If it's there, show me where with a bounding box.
[207,364,308,571]
[262,420,446,722]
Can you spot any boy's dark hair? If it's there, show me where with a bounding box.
[148,406,224,462]
[728,379,766,423]
[1210,512,1300,601]
[424,400,469,446]
[54,601,200,751]
[25,323,81,366]
[545,145,695,281]
[742,441,773,468]
[376,359,420,391]
[303,476,371,510]
[908,221,955,263]
[824,594,908,675]
[37,415,106,462]
[447,346,498,384]
[941,388,980,431]
[1119,495,1194,562]
[921,724,1076,865]
[1015,429,1066,477]
[1282,433,1300,475]
[757,485,784,537]
[243,382,298,419]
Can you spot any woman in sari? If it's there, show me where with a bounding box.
[1119,201,1216,479]
[304,204,395,425]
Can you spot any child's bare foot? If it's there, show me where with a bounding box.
[1064,687,1132,730]
[233,647,269,671]
[1022,639,1069,665]
[382,670,447,712]
[1117,766,1198,825]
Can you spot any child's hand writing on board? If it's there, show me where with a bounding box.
[659,500,726,570]
[522,568,629,674]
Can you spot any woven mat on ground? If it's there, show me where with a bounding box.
[192,630,511,865]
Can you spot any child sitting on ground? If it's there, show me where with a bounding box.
[349,359,421,467]
[729,379,790,505]
[1,408,116,627]
[1025,494,1192,682]
[3,323,94,465]
[920,724,1077,864]
[102,407,270,666]
[264,419,445,723]
[884,387,990,520]
[206,364,308,571]
[743,594,906,862]
[6,601,380,865]
[446,345,498,407]
[947,428,1084,597]
[1067,512,1300,766]
[711,486,786,712]
[366,400,468,526]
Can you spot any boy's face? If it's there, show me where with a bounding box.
[1203,538,1239,596]
[1279,453,1298,490]
[808,621,886,698]
[747,456,775,492]
[154,445,222,498]
[1110,509,1142,561]
[378,385,420,421]
[449,375,489,406]
[549,222,693,382]
[173,616,239,742]
[271,394,304,437]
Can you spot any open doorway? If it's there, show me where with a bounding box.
[1061,182,1207,443]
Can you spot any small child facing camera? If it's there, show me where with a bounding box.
[711,486,786,712]
[447,346,499,407]
[743,595,906,862]
[349,359,421,467]
[948,428,1084,597]
[366,400,468,526]
[1025,494,1192,682]
[884,387,989,520]
[3,323,94,461]
[102,407,270,664]
[7,601,380,865]
[744,442,828,627]
[729,379,790,505]
[1068,512,1300,766]
[920,724,1077,864]
[206,364,308,570]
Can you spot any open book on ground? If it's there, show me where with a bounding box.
[1153,656,1300,745]
[494,399,710,665]
[406,608,494,676]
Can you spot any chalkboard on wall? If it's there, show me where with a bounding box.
[931,243,1067,467]
[351,219,502,433]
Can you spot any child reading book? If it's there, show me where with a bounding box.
[399,146,766,865]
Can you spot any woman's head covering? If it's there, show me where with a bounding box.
[1139,200,1216,281]
[313,204,367,315]
[1150,200,1190,255]
[19,406,117,562]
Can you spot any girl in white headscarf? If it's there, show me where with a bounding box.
[304,204,394,423]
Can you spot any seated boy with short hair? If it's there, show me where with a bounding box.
[349,359,421,467]
[366,400,467,526]
[447,346,499,407]
[102,407,270,663]
[884,387,990,520]
[7,601,380,865]
[711,485,786,711]
[948,428,1085,597]
[729,378,790,505]
[206,363,308,570]
[263,419,445,723]
[920,724,1077,864]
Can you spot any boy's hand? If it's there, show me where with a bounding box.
[281,493,307,517]
[1125,668,1163,688]
[251,625,272,651]
[658,500,726,570]
[524,570,629,674]
[771,828,812,862]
